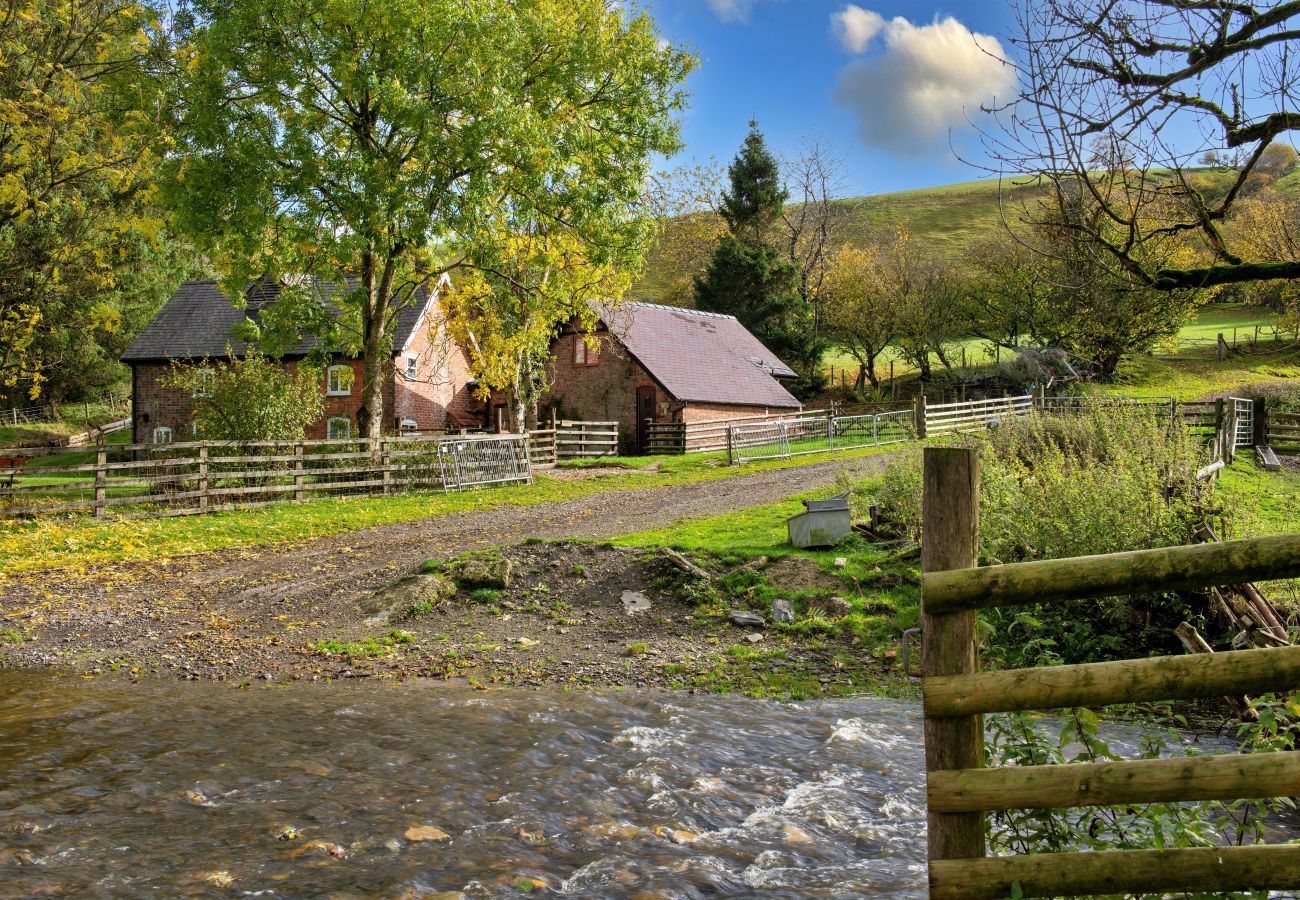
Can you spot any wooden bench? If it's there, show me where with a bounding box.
[0,455,27,488]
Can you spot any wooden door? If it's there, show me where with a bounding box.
[636,385,656,452]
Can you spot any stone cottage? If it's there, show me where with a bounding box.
[121,274,481,443]
[547,301,802,452]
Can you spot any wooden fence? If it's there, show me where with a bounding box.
[0,433,532,520]
[1268,409,1300,454]
[555,420,618,458]
[920,447,1300,900]
[527,429,557,466]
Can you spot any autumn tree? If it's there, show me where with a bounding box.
[0,0,192,404]
[781,138,849,356]
[169,0,693,438]
[991,1,1300,292]
[820,244,901,391]
[446,225,629,433]
[642,162,725,307]
[166,352,324,441]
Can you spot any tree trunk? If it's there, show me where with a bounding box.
[357,256,398,440]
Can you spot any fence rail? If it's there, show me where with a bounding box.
[920,446,1300,900]
[555,420,618,458]
[1269,410,1300,452]
[924,395,1034,436]
[0,433,532,519]
[729,409,913,464]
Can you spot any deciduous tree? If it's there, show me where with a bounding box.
[991,0,1300,291]
[170,0,692,437]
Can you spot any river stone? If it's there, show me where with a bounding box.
[771,599,794,624]
[457,554,512,589]
[808,596,852,618]
[728,610,766,627]
[621,590,651,613]
[360,574,455,623]
[404,825,451,842]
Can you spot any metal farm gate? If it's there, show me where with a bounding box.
[1232,396,1254,448]
[437,435,532,492]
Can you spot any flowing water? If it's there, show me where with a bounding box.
[0,674,930,898]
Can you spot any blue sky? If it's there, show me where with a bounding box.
[642,1,1018,197]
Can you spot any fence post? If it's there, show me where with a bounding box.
[94,441,107,518]
[726,425,735,466]
[1254,397,1268,447]
[922,447,985,868]
[915,394,928,439]
[381,438,392,495]
[198,443,209,513]
[293,442,305,502]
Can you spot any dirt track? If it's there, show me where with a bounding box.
[0,458,889,684]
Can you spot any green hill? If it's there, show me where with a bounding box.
[635,169,1298,304]
[634,176,1048,304]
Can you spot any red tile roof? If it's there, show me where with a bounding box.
[595,301,801,409]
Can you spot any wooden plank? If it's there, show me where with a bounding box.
[924,644,1300,718]
[928,750,1300,813]
[921,447,985,864]
[929,844,1300,900]
[923,533,1300,614]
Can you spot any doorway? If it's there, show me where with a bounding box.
[635,385,656,452]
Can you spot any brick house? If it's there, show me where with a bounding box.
[546,301,801,452]
[121,274,481,443]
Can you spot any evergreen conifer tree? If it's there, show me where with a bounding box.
[695,121,825,396]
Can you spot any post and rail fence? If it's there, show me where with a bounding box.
[0,432,535,520]
[920,446,1300,900]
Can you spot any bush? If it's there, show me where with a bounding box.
[858,407,1214,665]
[165,352,324,441]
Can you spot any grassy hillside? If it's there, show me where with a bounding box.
[635,168,1298,304]
[635,177,1048,303]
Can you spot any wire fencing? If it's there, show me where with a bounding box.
[728,409,914,465]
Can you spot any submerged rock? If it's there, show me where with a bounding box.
[404,825,451,842]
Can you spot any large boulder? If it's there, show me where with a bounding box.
[360,573,455,623]
[455,553,513,589]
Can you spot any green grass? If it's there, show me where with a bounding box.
[0,441,899,575]
[312,628,415,659]
[1220,452,1300,537]
[612,485,921,651]
[0,399,131,448]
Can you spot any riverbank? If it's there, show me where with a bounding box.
[0,539,911,698]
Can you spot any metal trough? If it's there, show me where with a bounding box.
[788,492,852,548]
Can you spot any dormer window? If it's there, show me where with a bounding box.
[327,365,352,396]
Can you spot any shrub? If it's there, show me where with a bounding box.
[165,351,325,441]
[859,407,1214,665]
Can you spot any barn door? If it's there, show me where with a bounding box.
[636,385,656,452]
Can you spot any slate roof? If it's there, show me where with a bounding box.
[595,301,801,409]
[121,276,435,363]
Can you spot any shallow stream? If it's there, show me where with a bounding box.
[0,674,1279,898]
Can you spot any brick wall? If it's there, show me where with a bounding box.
[391,314,476,431]
[545,332,672,441]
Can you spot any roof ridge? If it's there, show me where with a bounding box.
[626,300,738,321]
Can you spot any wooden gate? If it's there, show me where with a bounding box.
[920,447,1300,900]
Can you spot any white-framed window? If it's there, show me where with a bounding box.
[152,426,173,445]
[326,416,351,440]
[573,336,599,367]
[405,354,418,379]
[192,367,215,398]
[327,364,352,396]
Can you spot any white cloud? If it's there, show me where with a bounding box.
[831,5,885,53]
[708,0,755,23]
[832,12,1015,156]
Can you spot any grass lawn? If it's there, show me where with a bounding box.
[1102,342,1300,400]
[613,487,921,654]
[0,399,130,448]
[0,442,897,576]
[1220,451,1300,538]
